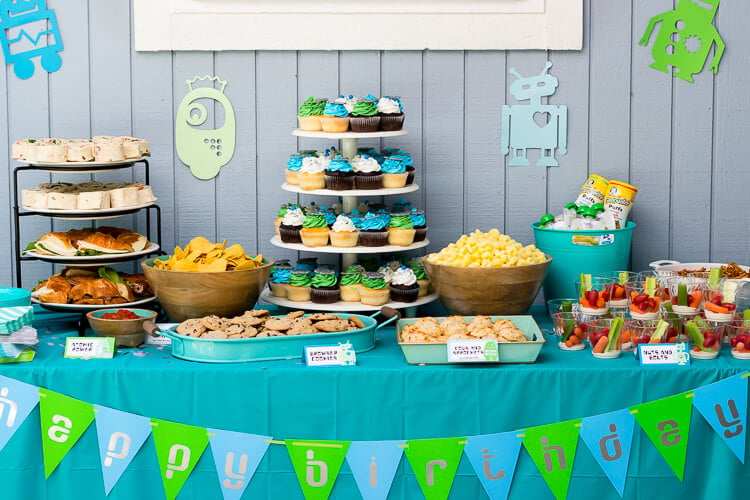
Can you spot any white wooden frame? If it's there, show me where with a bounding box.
[134,0,583,51]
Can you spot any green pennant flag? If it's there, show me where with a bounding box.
[631,392,693,481]
[39,388,95,478]
[151,418,210,500]
[285,439,350,499]
[523,419,581,500]
[404,437,465,500]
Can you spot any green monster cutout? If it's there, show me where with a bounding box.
[639,0,725,83]
[175,75,236,180]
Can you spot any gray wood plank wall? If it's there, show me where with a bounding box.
[4,0,748,290]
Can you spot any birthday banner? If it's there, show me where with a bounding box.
[0,373,746,499]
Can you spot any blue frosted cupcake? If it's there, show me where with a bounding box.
[325,155,355,190]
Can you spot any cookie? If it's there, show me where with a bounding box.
[176,319,207,337]
[265,318,292,331]
[202,330,228,339]
[349,316,365,329]
[256,330,269,338]
[249,309,270,317]
[224,324,245,336]
[308,313,339,321]
[314,319,349,332]
[202,315,228,331]
[241,326,258,338]
[229,315,265,327]
[285,310,305,319]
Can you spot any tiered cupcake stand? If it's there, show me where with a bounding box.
[260,129,438,315]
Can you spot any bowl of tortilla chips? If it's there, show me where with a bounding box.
[141,237,273,322]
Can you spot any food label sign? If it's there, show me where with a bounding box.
[304,342,357,367]
[638,343,690,366]
[447,339,499,363]
[64,337,115,359]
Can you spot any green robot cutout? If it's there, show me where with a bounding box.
[639,0,725,83]
[175,75,236,180]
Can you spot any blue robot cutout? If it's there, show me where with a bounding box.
[0,0,63,80]
[501,62,567,167]
[639,0,725,83]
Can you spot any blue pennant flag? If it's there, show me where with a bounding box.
[208,428,271,500]
[579,409,636,497]
[692,374,748,463]
[93,405,153,495]
[0,375,39,453]
[463,432,522,500]
[346,440,405,500]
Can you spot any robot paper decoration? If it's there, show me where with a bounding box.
[639,0,725,83]
[0,0,63,80]
[501,62,567,167]
[176,75,236,180]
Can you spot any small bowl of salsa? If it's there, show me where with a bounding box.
[86,308,158,347]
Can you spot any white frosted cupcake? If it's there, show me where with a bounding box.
[298,154,326,191]
[329,215,359,247]
[353,155,383,189]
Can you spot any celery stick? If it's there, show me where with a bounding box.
[561,301,572,313]
[579,273,592,294]
[677,283,688,306]
[662,302,680,330]
[619,271,629,285]
[744,309,750,328]
[685,320,710,351]
[708,268,722,289]
[644,277,657,298]
[650,319,669,343]
[605,317,624,352]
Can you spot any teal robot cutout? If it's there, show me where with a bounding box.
[501,62,567,167]
[0,0,64,80]
[639,0,725,83]
[175,75,236,180]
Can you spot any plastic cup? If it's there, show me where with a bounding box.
[665,277,706,317]
[702,279,750,322]
[546,298,580,318]
[626,319,680,349]
[552,312,585,351]
[725,319,750,360]
[624,283,663,320]
[585,317,624,359]
[686,320,724,360]
[575,277,615,316]
[601,271,638,308]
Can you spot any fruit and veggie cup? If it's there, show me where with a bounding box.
[552,312,586,350]
[585,317,626,359]
[725,318,750,360]
[603,271,638,308]
[575,275,615,316]
[702,279,750,322]
[685,318,724,360]
[665,277,705,317]
[625,279,662,320]
[546,298,580,318]
[627,318,680,350]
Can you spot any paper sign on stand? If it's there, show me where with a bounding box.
[64,337,115,359]
[304,342,357,367]
[446,339,499,363]
[638,343,690,366]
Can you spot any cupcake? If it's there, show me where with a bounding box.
[347,209,365,229]
[409,208,427,242]
[409,258,431,297]
[298,155,326,191]
[349,99,380,132]
[391,198,413,212]
[285,154,303,185]
[269,264,293,297]
[340,268,364,302]
[389,266,420,303]
[392,150,415,185]
[359,213,388,247]
[310,269,340,304]
[274,203,294,236]
[380,157,408,188]
[388,213,416,246]
[324,155,355,191]
[329,214,359,248]
[300,212,330,247]
[352,155,383,190]
[296,258,318,271]
[278,207,305,244]
[320,100,349,133]
[377,96,405,131]
[360,272,390,306]
[297,97,326,131]
[287,270,313,302]
[319,206,338,228]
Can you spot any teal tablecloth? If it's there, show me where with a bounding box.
[1,306,749,499]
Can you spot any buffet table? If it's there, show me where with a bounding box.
[2,306,748,500]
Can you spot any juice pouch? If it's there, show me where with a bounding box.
[604,180,638,229]
[574,174,609,207]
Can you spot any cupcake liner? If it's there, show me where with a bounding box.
[360,287,390,306]
[320,116,350,132]
[329,231,359,247]
[355,173,383,190]
[379,114,405,131]
[387,228,416,246]
[298,173,326,191]
[382,172,408,188]
[359,230,388,247]
[285,169,299,185]
[349,116,380,132]
[340,284,362,302]
[286,285,311,302]
[311,287,341,304]
[413,227,428,242]
[270,282,288,298]
[298,115,322,131]
[390,285,419,303]
[324,173,355,190]
[279,226,302,244]
[406,166,415,185]
[300,229,330,247]
[417,279,430,297]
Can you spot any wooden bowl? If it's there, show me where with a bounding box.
[86,308,157,347]
[423,255,552,315]
[141,256,274,322]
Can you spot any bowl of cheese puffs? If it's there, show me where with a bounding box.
[423,229,551,315]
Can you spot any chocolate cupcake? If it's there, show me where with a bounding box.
[377,96,405,131]
[278,207,305,244]
[389,266,419,303]
[409,208,427,242]
[352,154,383,190]
[358,213,388,247]
[324,155,355,191]
[349,98,380,132]
[310,269,340,304]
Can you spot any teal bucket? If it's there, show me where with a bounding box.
[531,221,636,300]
